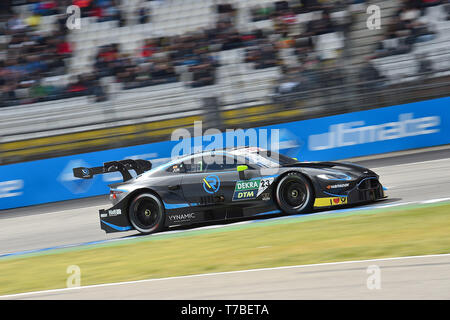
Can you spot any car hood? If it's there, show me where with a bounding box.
[283,161,377,177]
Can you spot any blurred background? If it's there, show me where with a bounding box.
[0,0,449,165]
[0,1,450,300]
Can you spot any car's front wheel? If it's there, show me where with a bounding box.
[275,172,314,215]
[128,193,165,234]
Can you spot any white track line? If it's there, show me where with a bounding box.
[0,205,105,218]
[422,197,450,204]
[371,157,450,169]
[1,253,449,299]
[344,144,450,162]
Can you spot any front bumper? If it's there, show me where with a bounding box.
[314,177,386,208]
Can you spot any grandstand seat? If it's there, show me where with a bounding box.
[2,0,448,151]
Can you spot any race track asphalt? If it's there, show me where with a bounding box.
[3,254,450,299]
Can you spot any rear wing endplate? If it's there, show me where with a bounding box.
[73,159,152,182]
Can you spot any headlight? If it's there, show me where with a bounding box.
[317,173,352,181]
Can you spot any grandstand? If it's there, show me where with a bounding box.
[0,0,449,164]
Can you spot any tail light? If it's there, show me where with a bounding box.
[110,190,124,200]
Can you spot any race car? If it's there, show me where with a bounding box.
[73,147,386,234]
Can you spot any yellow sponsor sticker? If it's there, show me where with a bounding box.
[314,196,348,207]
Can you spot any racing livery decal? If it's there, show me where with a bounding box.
[203,175,220,194]
[326,183,350,189]
[232,177,274,201]
[314,196,348,207]
[168,213,197,222]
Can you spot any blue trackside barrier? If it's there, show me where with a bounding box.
[0,97,449,210]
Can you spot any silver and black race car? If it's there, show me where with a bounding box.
[73,147,386,234]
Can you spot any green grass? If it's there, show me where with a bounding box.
[1,202,450,296]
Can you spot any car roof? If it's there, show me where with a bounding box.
[137,147,274,178]
[183,146,268,158]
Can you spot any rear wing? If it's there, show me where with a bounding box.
[73,159,152,182]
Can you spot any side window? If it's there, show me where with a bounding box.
[205,156,240,172]
[183,156,206,173]
[167,162,185,173]
[166,156,206,173]
[167,155,250,173]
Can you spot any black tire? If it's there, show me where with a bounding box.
[128,193,165,234]
[275,172,314,215]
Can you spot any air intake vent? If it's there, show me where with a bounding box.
[357,178,380,190]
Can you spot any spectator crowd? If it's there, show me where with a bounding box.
[374,0,442,58]
[0,0,117,106]
[90,0,357,95]
[1,0,448,108]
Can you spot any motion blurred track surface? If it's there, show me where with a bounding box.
[1,148,450,256]
[4,254,450,299]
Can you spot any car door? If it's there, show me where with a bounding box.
[179,155,212,206]
[179,155,233,205]
[183,154,261,203]
[178,155,228,221]
[204,155,243,205]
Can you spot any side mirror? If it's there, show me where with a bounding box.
[237,165,248,180]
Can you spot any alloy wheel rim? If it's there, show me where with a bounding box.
[280,179,308,209]
[135,199,159,228]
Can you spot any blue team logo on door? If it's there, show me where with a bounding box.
[202,175,220,194]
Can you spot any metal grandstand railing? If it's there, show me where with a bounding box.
[0,69,449,165]
[1,0,449,164]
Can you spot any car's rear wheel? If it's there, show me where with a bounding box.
[275,172,314,215]
[128,193,165,234]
